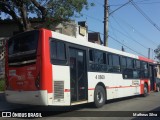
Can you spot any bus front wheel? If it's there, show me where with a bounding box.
[94,85,106,108]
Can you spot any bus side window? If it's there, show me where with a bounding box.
[107,54,120,73]
[121,57,127,69]
[50,41,57,59]
[141,62,149,78]
[50,39,67,65]
[57,42,66,60]
[127,58,133,69]
[89,49,94,71]
[107,54,112,72]
[94,50,105,64]
[94,50,107,72]
[89,49,94,62]
[122,57,134,79]
[50,41,66,60]
[89,49,107,72]
[133,60,141,79]
[112,54,120,72]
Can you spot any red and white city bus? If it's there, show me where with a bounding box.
[5,28,157,108]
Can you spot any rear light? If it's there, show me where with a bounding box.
[35,74,40,89]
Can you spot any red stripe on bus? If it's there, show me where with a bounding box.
[106,86,140,89]
[64,89,70,92]
[88,88,95,90]
[88,86,140,91]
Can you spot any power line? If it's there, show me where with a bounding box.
[109,35,146,57]
[131,1,160,32]
[109,19,119,42]
[136,2,160,4]
[111,15,149,50]
[88,29,147,57]
[109,24,127,51]
[109,0,160,6]
[109,4,125,7]
[136,0,159,3]
[80,2,158,48]
[112,14,159,46]
[109,0,133,15]
[83,13,103,23]
[109,24,149,50]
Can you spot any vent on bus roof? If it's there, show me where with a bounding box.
[54,81,64,100]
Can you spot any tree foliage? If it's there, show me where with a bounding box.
[154,45,160,61]
[0,0,91,31]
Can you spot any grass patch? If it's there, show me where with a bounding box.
[0,78,5,91]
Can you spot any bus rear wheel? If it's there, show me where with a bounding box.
[156,85,160,92]
[94,85,106,108]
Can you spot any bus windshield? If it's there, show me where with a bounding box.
[8,30,39,65]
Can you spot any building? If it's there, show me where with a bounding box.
[88,32,103,45]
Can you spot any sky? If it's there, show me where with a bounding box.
[74,0,160,60]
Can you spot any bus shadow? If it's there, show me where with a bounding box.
[9,95,142,118]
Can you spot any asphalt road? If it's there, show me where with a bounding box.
[0,91,160,120]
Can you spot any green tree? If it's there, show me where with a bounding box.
[0,0,91,31]
[154,45,160,61]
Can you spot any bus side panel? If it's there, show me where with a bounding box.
[88,72,142,102]
[52,65,70,106]
[87,72,124,102]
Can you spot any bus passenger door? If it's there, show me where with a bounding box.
[69,48,87,102]
[149,64,156,91]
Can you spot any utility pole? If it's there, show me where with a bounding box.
[122,46,125,52]
[148,48,150,59]
[104,0,108,46]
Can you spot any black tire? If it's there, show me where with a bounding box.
[143,84,148,97]
[94,85,106,108]
[156,85,160,92]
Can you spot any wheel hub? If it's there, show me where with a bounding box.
[97,91,103,103]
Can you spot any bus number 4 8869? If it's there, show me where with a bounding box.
[95,75,105,80]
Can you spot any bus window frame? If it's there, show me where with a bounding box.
[50,38,67,65]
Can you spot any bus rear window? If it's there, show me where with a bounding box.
[8,30,39,65]
[8,30,39,56]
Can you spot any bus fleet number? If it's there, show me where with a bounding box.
[95,75,105,80]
